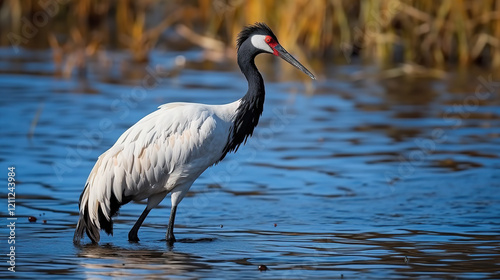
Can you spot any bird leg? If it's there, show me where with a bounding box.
[128,207,151,242]
[166,205,177,245]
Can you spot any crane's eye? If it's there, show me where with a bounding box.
[265,36,272,44]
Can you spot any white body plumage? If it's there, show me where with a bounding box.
[75,101,239,242]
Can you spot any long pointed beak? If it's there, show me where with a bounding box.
[274,44,315,80]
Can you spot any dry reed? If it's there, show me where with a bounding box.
[0,0,499,72]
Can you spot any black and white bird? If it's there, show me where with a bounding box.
[73,22,315,245]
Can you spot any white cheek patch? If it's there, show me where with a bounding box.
[251,35,273,53]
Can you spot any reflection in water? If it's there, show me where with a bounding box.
[0,49,499,279]
[76,244,210,278]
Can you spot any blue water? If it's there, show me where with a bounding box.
[1,48,500,279]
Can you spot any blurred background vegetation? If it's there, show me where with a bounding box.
[1,0,499,76]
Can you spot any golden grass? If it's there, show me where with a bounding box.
[1,0,499,72]
[194,0,500,69]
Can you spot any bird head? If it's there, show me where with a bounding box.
[237,23,315,80]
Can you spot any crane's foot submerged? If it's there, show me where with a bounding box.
[127,207,151,243]
[166,232,176,245]
[166,205,178,246]
[128,230,140,242]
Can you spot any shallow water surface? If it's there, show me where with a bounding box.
[1,49,500,279]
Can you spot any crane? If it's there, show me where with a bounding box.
[73,22,315,245]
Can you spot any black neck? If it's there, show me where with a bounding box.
[220,45,266,161]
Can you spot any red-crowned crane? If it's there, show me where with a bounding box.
[73,22,315,245]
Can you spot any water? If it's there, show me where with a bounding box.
[1,48,499,279]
